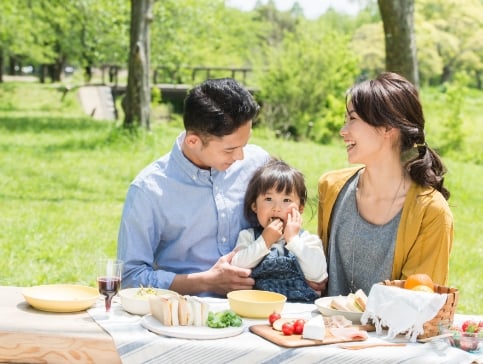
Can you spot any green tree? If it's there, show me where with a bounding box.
[416,0,483,87]
[255,20,358,143]
[151,0,262,84]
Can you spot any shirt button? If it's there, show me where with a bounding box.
[221,213,226,218]
[222,237,227,243]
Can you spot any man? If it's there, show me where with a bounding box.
[117,78,270,297]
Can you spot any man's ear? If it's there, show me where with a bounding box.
[184,133,201,148]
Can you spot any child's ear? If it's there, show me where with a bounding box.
[299,205,305,214]
[251,202,257,213]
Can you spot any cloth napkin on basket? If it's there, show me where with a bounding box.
[361,284,447,342]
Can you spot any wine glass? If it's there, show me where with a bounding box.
[97,258,123,312]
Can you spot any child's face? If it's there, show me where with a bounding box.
[251,188,303,228]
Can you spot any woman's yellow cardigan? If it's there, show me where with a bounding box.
[318,167,454,286]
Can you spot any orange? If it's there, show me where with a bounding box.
[411,285,434,293]
[404,273,434,291]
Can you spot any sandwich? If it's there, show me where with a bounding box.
[149,294,209,327]
[330,289,368,313]
[353,288,368,311]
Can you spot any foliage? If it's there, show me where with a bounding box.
[0,0,129,78]
[436,74,467,155]
[151,0,262,84]
[254,21,358,143]
[416,0,483,86]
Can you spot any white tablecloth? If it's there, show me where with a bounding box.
[88,298,482,364]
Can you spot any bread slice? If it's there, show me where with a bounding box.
[347,293,363,312]
[177,295,192,326]
[330,296,351,311]
[149,295,173,325]
[354,289,368,311]
[169,296,179,326]
[187,296,209,326]
[329,290,368,313]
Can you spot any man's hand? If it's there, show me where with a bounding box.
[204,252,254,296]
[170,251,254,296]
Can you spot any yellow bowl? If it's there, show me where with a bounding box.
[227,290,286,318]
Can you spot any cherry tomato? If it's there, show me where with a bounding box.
[281,322,294,336]
[293,319,306,335]
[268,312,282,326]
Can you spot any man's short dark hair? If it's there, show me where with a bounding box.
[183,78,260,138]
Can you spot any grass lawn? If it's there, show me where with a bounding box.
[1,81,481,314]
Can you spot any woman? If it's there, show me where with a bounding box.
[318,72,453,297]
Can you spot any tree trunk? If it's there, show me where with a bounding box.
[0,49,3,83]
[122,0,153,130]
[378,0,419,88]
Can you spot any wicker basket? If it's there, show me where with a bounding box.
[381,279,459,339]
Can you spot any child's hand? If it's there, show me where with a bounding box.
[262,218,283,247]
[284,207,302,242]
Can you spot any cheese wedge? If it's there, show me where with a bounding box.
[302,315,326,341]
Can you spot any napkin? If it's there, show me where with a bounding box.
[361,284,447,342]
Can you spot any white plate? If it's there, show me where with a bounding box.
[314,296,363,323]
[141,314,244,339]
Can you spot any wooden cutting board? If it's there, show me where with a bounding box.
[249,324,375,348]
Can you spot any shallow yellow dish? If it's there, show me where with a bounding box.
[22,284,99,313]
[227,290,286,318]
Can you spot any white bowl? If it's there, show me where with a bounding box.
[314,296,363,323]
[119,287,178,315]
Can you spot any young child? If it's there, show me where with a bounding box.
[231,158,328,302]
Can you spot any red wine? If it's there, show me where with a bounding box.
[98,276,121,311]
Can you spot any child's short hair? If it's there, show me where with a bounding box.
[244,157,307,226]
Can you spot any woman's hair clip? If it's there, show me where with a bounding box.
[413,142,427,148]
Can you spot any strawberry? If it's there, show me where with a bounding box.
[461,320,479,333]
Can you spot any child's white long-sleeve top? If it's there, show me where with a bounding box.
[232,228,328,283]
